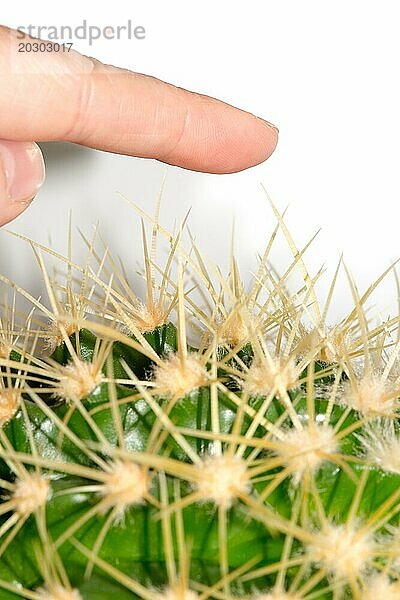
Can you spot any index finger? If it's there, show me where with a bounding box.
[0,25,278,174]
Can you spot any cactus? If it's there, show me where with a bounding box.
[0,199,399,600]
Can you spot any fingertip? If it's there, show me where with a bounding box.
[247,115,279,167]
[157,93,279,174]
[0,141,45,226]
[211,114,279,174]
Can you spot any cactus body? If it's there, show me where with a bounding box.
[0,204,399,599]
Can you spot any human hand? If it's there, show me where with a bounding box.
[0,25,278,226]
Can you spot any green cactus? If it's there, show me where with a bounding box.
[0,200,399,600]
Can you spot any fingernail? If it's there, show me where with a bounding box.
[0,141,45,206]
[258,117,279,134]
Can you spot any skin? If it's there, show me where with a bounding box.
[0,25,278,226]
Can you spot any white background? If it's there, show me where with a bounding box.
[1,1,399,324]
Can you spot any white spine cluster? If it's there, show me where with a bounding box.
[274,425,337,481]
[44,319,77,353]
[152,353,207,398]
[343,374,398,417]
[359,420,400,474]
[12,474,50,517]
[196,454,251,508]
[364,575,400,600]
[298,325,351,364]
[155,589,198,600]
[58,359,103,403]
[0,389,19,426]
[256,593,301,600]
[131,301,165,333]
[37,586,82,600]
[100,460,148,515]
[218,308,254,346]
[244,357,298,397]
[307,524,373,578]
